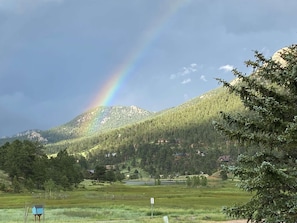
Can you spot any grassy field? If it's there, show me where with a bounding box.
[0,177,250,223]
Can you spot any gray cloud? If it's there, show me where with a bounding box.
[0,0,296,136]
[217,0,297,34]
[0,0,63,15]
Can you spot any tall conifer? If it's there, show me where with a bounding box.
[214,45,297,223]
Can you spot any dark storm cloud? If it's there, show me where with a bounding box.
[0,0,296,136]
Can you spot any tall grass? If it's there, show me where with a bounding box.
[0,178,250,222]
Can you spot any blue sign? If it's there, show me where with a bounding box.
[32,205,44,215]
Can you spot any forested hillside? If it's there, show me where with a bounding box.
[0,85,245,177]
[45,86,244,176]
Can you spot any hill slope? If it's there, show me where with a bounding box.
[0,85,245,175]
[45,86,243,156]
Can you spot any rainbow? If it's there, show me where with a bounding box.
[82,1,189,135]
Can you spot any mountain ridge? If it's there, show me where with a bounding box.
[0,105,155,145]
[0,85,242,156]
[0,84,244,176]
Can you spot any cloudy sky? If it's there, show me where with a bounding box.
[0,0,296,137]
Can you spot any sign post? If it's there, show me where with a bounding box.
[150,197,154,218]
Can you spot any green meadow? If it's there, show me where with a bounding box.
[0,178,250,223]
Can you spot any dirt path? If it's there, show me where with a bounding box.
[222,220,247,223]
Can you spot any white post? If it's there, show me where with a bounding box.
[150,197,154,218]
[163,216,169,223]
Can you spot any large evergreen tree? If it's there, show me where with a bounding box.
[47,149,83,189]
[0,140,83,191]
[214,45,297,223]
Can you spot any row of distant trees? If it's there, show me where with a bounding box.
[186,175,207,187]
[87,142,235,178]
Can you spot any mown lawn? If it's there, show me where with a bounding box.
[0,178,250,222]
